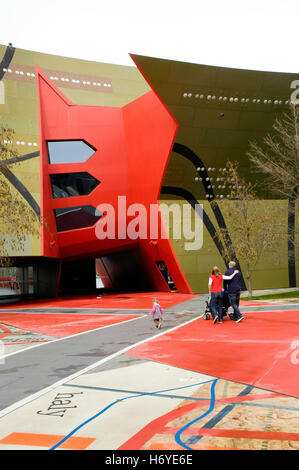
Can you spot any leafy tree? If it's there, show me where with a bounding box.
[0,125,40,266]
[212,161,286,297]
[247,103,299,286]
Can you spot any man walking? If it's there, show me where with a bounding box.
[224,261,244,323]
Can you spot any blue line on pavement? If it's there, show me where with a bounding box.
[63,383,299,412]
[174,378,219,450]
[185,385,253,446]
[49,378,216,450]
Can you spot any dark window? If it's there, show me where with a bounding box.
[50,172,100,198]
[54,205,103,232]
[47,140,96,164]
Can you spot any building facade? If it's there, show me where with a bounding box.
[0,44,298,297]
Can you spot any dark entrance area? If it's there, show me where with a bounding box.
[59,248,156,296]
[59,258,96,295]
[98,249,156,293]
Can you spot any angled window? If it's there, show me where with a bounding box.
[54,205,103,232]
[50,172,100,198]
[47,140,96,164]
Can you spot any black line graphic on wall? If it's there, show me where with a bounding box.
[172,142,246,290]
[161,186,227,259]
[0,44,15,80]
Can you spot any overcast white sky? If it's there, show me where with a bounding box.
[1,0,299,73]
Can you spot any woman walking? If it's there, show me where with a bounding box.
[208,266,238,324]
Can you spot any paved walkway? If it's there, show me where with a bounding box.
[0,293,298,451]
[0,305,200,414]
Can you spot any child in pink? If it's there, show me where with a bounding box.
[150,299,164,329]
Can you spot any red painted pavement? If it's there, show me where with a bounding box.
[125,310,299,398]
[0,313,141,338]
[0,292,196,310]
[161,426,299,441]
[240,300,280,306]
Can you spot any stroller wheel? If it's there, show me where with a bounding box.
[203,313,210,320]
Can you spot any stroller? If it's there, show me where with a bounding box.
[203,291,234,321]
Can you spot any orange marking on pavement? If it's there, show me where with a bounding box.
[118,392,284,450]
[0,292,196,310]
[0,312,142,338]
[0,324,12,338]
[0,432,95,450]
[147,442,237,450]
[163,427,299,441]
[126,310,299,398]
[0,334,10,339]
[214,392,284,404]
[4,340,51,345]
[118,401,201,450]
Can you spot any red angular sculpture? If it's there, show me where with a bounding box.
[36,66,192,294]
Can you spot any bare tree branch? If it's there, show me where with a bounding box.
[213,161,286,297]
